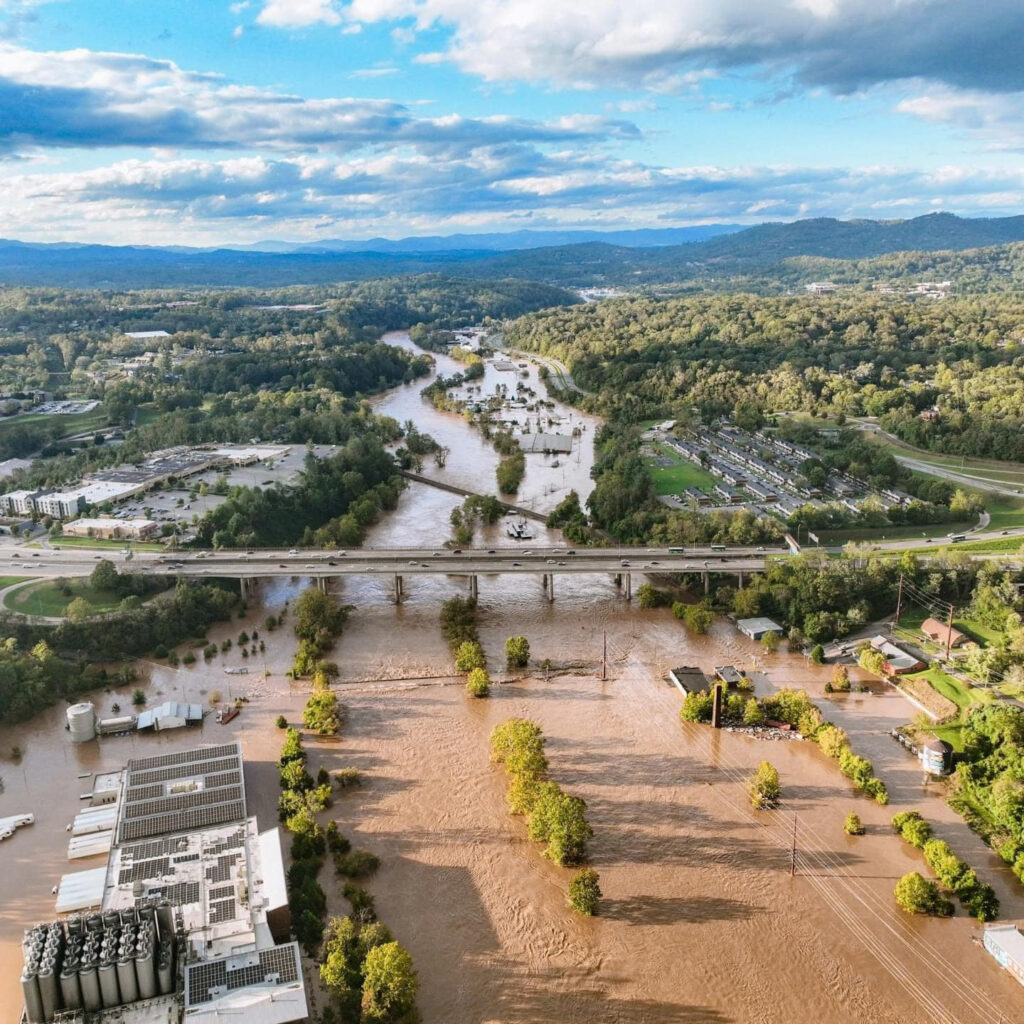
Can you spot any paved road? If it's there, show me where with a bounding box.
[494,340,592,397]
[0,545,771,581]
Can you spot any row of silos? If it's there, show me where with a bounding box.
[21,904,177,1022]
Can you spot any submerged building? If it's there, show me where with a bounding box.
[20,742,307,1024]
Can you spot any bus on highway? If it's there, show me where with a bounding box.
[947,534,967,543]
[710,544,727,552]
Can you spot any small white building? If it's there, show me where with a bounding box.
[983,925,1024,986]
[736,617,784,641]
[0,489,40,516]
[135,701,203,731]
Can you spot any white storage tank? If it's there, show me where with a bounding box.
[67,703,96,743]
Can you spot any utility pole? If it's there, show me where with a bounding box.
[945,602,955,662]
[602,631,607,681]
[791,815,798,877]
[894,574,904,627]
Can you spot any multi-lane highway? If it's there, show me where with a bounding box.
[0,544,772,580]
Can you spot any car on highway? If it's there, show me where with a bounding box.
[566,550,576,555]
[408,560,418,566]
[31,553,39,557]
[487,549,495,554]
[278,563,287,568]
[432,551,443,557]
[557,561,566,566]
[512,561,522,566]
[10,553,18,558]
[546,559,556,564]
[337,551,347,556]
[305,564,316,569]
[620,560,630,566]
[288,548,298,555]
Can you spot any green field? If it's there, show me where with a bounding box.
[642,442,718,496]
[134,404,163,426]
[860,428,1024,490]
[0,407,108,443]
[0,575,32,590]
[816,521,975,544]
[906,667,993,712]
[5,579,129,617]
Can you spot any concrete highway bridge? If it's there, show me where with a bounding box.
[0,544,772,603]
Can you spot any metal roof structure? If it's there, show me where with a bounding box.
[116,743,245,844]
[135,702,204,733]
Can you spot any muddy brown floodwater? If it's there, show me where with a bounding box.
[0,333,1022,1023]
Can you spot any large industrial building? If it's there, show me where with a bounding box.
[20,742,307,1024]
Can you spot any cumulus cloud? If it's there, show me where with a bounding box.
[257,0,341,27]
[0,43,638,156]
[7,152,1024,244]
[335,0,1024,96]
[896,84,1024,150]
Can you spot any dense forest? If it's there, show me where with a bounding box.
[507,292,1024,462]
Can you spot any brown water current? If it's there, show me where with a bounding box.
[0,332,1022,1022]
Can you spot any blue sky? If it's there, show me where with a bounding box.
[2,0,1024,244]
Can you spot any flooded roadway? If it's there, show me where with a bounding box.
[0,332,1022,1022]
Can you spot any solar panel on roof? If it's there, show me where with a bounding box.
[185,944,301,1007]
[118,800,246,842]
[121,783,244,821]
[127,743,240,773]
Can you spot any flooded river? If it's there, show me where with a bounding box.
[0,333,1021,1023]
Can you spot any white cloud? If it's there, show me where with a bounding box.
[337,0,1024,97]
[0,42,637,155]
[896,84,1024,149]
[257,0,340,28]
[232,24,245,38]
[7,152,1024,245]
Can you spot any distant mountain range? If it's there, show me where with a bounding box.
[2,212,1024,289]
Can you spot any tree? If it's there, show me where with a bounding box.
[748,761,780,809]
[455,641,486,671]
[858,647,888,677]
[528,782,593,865]
[505,635,530,668]
[90,558,119,591]
[66,597,93,623]
[894,872,953,916]
[817,724,849,759]
[568,868,602,916]
[131,688,146,707]
[810,644,825,665]
[303,673,343,735]
[361,941,418,1023]
[742,697,765,726]
[760,630,780,653]
[466,667,491,698]
[831,664,851,692]
[844,813,864,836]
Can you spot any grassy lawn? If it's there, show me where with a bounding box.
[817,521,974,544]
[982,499,1024,531]
[5,579,128,617]
[134,404,163,426]
[930,722,967,753]
[642,442,717,496]
[0,408,109,442]
[49,536,166,552]
[955,617,1004,647]
[861,430,1024,489]
[907,667,993,712]
[0,575,33,589]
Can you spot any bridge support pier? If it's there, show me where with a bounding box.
[542,573,554,602]
[239,577,251,601]
[738,571,744,589]
[613,573,622,588]
[316,576,327,593]
[703,571,710,595]
[469,575,478,601]
[624,572,631,601]
[394,574,404,604]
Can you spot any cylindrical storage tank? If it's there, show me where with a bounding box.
[21,971,44,1024]
[37,964,59,1022]
[59,967,82,1011]
[155,902,173,942]
[116,957,138,1004]
[66,702,96,743]
[157,943,173,995]
[80,963,101,1012]
[98,960,119,1009]
[136,947,157,1000]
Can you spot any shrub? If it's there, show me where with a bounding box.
[568,868,602,916]
[167,649,179,666]
[748,761,781,809]
[182,650,196,665]
[455,640,486,672]
[131,688,146,707]
[844,813,865,836]
[466,667,491,698]
[892,811,932,848]
[275,714,288,729]
[894,872,954,916]
[335,849,381,879]
[342,882,377,924]
[742,698,765,726]
[335,767,363,789]
[679,690,714,723]
[528,781,593,865]
[817,724,849,759]
[810,644,825,664]
[153,644,168,659]
[866,778,889,804]
[505,635,530,668]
